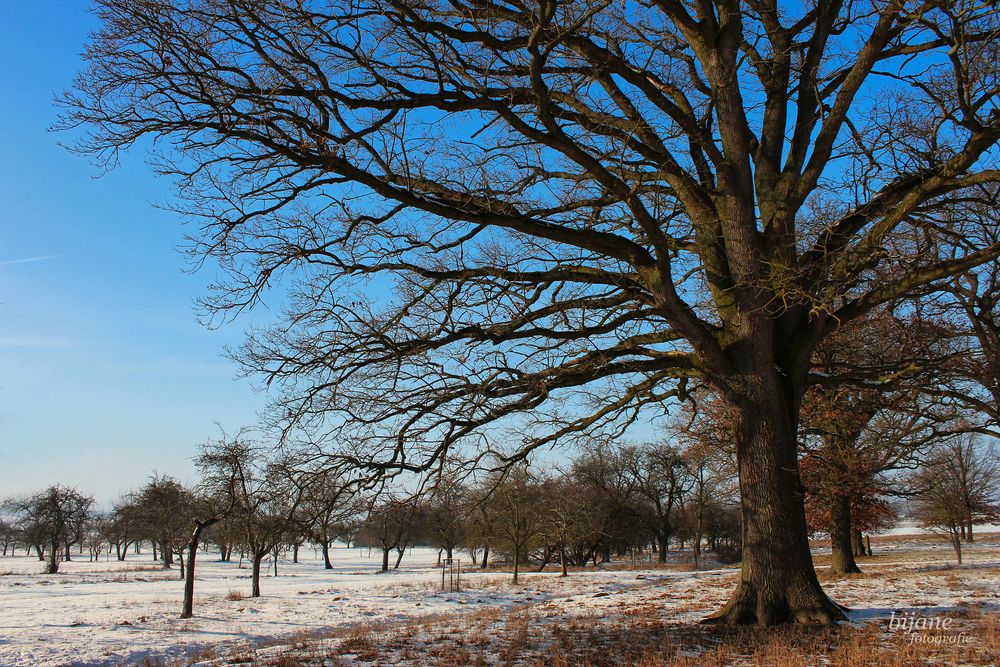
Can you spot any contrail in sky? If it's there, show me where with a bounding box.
[0,253,66,266]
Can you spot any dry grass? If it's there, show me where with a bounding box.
[273,608,997,667]
[213,533,1000,666]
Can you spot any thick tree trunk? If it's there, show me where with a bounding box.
[251,555,264,597]
[560,545,568,577]
[480,544,489,569]
[829,495,862,575]
[322,541,334,569]
[46,540,60,574]
[706,399,845,625]
[852,530,865,558]
[657,535,668,563]
[966,521,974,543]
[381,547,390,572]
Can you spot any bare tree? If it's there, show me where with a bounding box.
[199,437,309,597]
[624,442,691,562]
[132,474,197,575]
[909,436,1000,563]
[8,486,94,574]
[300,469,360,570]
[486,467,544,584]
[421,471,470,564]
[63,0,1000,624]
[360,497,419,572]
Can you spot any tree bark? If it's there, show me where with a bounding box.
[322,541,334,569]
[480,544,489,569]
[381,547,390,572]
[852,529,865,558]
[657,535,668,563]
[705,399,845,625]
[251,554,263,597]
[180,522,209,619]
[46,540,60,574]
[829,495,862,575]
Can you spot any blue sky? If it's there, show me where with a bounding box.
[0,2,268,504]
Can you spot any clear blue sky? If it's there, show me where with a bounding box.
[0,2,268,504]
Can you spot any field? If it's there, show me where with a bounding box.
[0,532,998,666]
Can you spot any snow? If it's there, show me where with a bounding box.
[1,534,998,667]
[882,520,1000,536]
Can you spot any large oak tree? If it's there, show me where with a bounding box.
[63,0,1000,624]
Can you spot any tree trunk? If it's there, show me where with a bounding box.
[293,544,299,563]
[251,554,263,597]
[706,399,845,625]
[394,547,405,569]
[46,540,60,574]
[951,531,963,564]
[177,550,185,579]
[537,546,551,572]
[852,530,865,558]
[829,495,862,575]
[480,544,489,569]
[966,521,974,543]
[512,545,520,584]
[180,523,209,619]
[560,545,568,577]
[864,534,872,557]
[381,547,390,572]
[657,535,668,563]
[322,541,334,569]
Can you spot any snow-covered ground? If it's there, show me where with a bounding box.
[1,534,998,667]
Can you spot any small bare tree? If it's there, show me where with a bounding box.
[909,436,1000,563]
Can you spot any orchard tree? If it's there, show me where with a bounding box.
[199,436,309,597]
[9,486,94,574]
[133,474,197,572]
[64,0,1000,624]
[625,442,692,562]
[909,436,1000,563]
[300,469,359,569]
